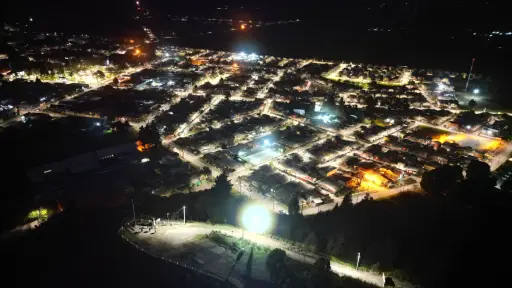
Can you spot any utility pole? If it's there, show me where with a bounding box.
[131,198,136,226]
[183,206,186,224]
[465,58,475,91]
[356,252,361,270]
[166,212,170,223]
[272,190,275,212]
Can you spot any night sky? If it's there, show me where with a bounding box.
[3,0,510,33]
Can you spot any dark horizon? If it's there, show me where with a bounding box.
[4,0,511,32]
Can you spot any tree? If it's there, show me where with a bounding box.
[112,77,119,85]
[364,96,377,116]
[500,179,512,193]
[138,121,161,147]
[246,245,254,278]
[311,257,331,288]
[312,257,331,274]
[468,99,477,110]
[362,193,373,202]
[94,70,105,79]
[265,248,286,284]
[338,96,347,121]
[210,173,232,198]
[326,234,345,256]
[305,232,318,250]
[340,191,353,209]
[465,160,496,193]
[288,194,300,216]
[420,164,463,196]
[200,166,212,178]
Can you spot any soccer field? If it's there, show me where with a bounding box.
[243,148,281,166]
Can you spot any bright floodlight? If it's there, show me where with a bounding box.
[473,88,480,94]
[264,139,270,146]
[241,204,272,233]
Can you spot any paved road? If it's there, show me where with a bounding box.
[124,223,412,288]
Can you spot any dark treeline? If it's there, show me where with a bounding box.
[273,159,512,287]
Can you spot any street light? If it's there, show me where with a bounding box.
[183,206,186,224]
[473,88,480,94]
[240,204,273,234]
[356,252,361,270]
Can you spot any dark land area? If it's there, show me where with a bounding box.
[3,207,233,288]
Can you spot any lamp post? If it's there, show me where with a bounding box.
[356,252,361,270]
[183,206,186,224]
[271,188,275,212]
[166,212,170,223]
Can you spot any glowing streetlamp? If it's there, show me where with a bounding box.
[240,204,273,238]
[473,88,480,94]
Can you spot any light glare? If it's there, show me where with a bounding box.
[241,205,272,233]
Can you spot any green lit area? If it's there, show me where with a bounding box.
[27,208,49,220]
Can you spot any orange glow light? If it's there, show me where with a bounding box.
[479,139,503,151]
[363,171,386,186]
[432,133,466,144]
[129,39,135,44]
[240,24,246,30]
[133,48,141,56]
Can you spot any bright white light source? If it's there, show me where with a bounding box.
[165,53,170,57]
[466,125,471,130]
[44,169,52,174]
[141,158,150,163]
[316,115,331,123]
[264,139,270,146]
[241,204,272,233]
[473,88,480,94]
[95,122,101,126]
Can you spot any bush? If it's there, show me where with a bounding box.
[390,269,410,282]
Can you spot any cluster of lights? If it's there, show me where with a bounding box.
[233,52,259,61]
[436,83,448,91]
[317,114,332,123]
[384,118,395,125]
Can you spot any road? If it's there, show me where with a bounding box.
[123,222,412,288]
